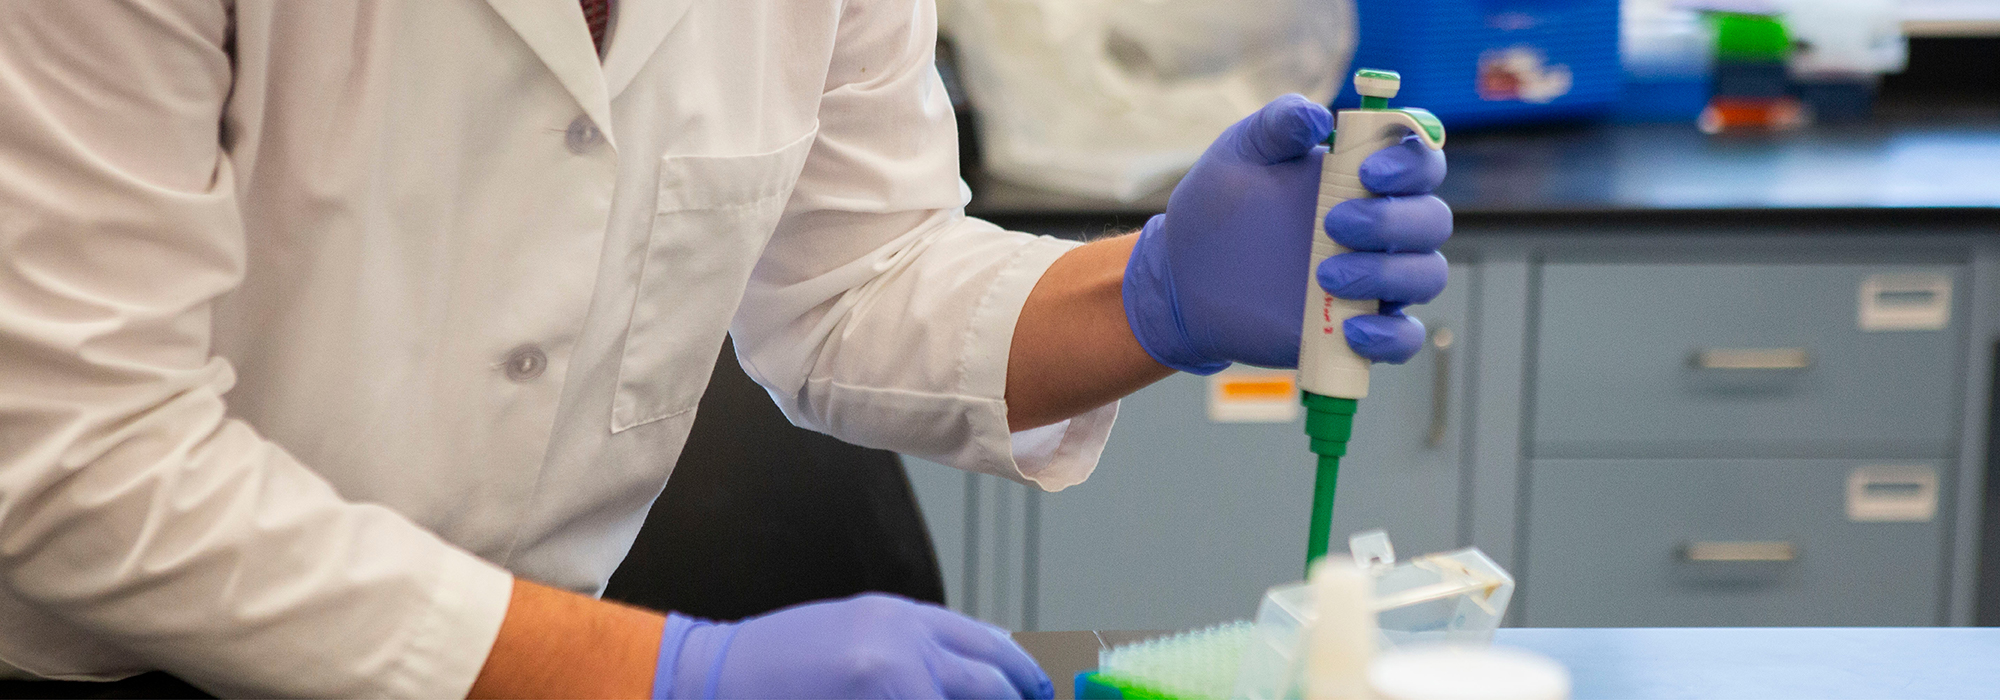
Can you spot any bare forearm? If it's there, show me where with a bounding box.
[1006,234,1175,431]
[468,579,666,699]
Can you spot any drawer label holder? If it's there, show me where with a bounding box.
[1846,464,1939,523]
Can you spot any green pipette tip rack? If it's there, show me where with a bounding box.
[1077,671,1171,699]
[1302,393,1357,571]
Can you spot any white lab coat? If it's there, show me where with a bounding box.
[0,1,1116,696]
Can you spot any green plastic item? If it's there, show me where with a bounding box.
[1308,437,1349,457]
[1304,409,1353,437]
[1395,108,1446,144]
[1302,394,1357,570]
[1302,393,1358,416]
[1076,671,1151,699]
[1083,622,1257,699]
[1307,454,1342,569]
[1709,12,1792,61]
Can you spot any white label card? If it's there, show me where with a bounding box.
[1846,464,1939,523]
[1858,273,1952,332]
[1207,369,1299,423]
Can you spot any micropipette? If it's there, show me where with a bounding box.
[1300,69,1446,569]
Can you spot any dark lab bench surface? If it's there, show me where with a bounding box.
[1015,628,2000,700]
[967,119,2000,229]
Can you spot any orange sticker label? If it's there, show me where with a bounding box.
[1220,379,1296,399]
[1208,370,1300,423]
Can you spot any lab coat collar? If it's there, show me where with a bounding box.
[602,0,697,100]
[483,0,618,148]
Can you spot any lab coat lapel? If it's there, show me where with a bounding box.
[483,0,617,146]
[602,0,698,100]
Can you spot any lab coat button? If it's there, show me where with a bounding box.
[503,345,548,381]
[564,117,600,154]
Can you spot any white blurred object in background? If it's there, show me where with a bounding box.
[940,0,1354,201]
[1783,0,1908,79]
[1901,0,2000,35]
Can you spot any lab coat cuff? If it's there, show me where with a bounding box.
[386,550,513,699]
[1007,402,1118,491]
[968,235,1119,492]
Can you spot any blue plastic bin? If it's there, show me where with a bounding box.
[1335,0,1622,128]
[1613,78,1711,122]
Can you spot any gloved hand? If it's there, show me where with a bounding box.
[653,593,1054,699]
[1122,93,1451,373]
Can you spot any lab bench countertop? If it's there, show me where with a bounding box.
[1014,627,2000,700]
[967,119,2000,221]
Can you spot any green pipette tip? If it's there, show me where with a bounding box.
[1303,393,1357,572]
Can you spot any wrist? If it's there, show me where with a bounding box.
[655,613,737,700]
[1122,215,1230,375]
[471,579,666,700]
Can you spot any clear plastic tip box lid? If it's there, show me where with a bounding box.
[1232,530,1515,700]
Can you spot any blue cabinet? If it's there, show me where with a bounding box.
[906,230,1998,631]
[1522,257,1974,627]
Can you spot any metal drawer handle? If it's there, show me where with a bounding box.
[1426,327,1454,448]
[1680,540,1798,563]
[1691,348,1812,370]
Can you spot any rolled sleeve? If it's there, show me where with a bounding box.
[730,0,1117,490]
[388,551,515,700]
[961,234,1118,490]
[739,215,1117,491]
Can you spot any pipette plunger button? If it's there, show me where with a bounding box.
[1353,69,1402,100]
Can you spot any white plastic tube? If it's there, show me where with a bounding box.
[1305,556,1376,700]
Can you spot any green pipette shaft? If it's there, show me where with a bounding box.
[1304,394,1356,564]
[1299,69,1445,571]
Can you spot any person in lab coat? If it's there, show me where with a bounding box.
[0,1,1450,699]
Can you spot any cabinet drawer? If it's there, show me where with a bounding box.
[1522,459,1945,627]
[1533,263,1961,458]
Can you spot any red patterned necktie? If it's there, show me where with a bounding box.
[581,0,611,54]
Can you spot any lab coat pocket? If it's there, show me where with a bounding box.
[612,129,818,432]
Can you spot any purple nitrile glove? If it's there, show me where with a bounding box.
[1122,94,1452,372]
[653,593,1054,700]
